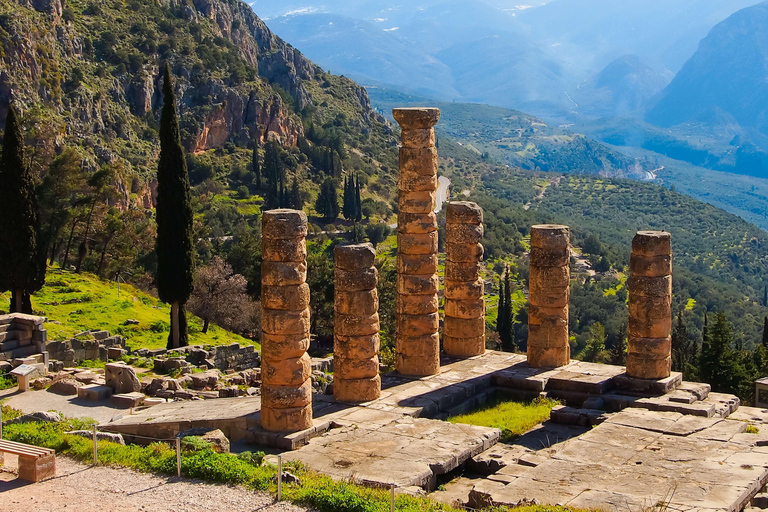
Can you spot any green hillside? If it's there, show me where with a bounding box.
[0,268,253,351]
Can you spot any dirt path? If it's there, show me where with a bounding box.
[0,456,311,512]
[524,176,561,210]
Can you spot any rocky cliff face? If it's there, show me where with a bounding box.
[0,0,385,204]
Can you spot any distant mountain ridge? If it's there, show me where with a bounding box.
[646,1,768,134]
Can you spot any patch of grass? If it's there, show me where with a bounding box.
[0,268,255,351]
[2,414,586,512]
[0,374,16,390]
[746,424,760,434]
[448,394,559,443]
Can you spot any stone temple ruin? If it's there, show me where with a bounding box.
[102,108,768,511]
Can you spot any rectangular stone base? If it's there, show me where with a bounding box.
[614,371,682,396]
[110,392,145,408]
[246,419,332,450]
[77,384,113,401]
[18,453,56,482]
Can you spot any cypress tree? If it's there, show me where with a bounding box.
[610,324,627,365]
[155,64,194,349]
[496,270,507,338]
[0,105,43,314]
[315,178,339,221]
[290,175,303,210]
[498,265,515,352]
[354,174,363,222]
[762,316,768,348]
[342,175,354,220]
[252,141,261,190]
[263,140,282,209]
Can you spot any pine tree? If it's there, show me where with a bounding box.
[263,140,282,209]
[577,322,608,363]
[762,316,768,348]
[342,175,355,220]
[315,178,339,221]
[496,270,507,339]
[699,312,746,393]
[289,175,303,210]
[0,105,43,314]
[498,265,515,352]
[763,285,767,307]
[354,174,363,222]
[610,324,627,365]
[671,311,698,375]
[155,64,195,349]
[252,141,261,190]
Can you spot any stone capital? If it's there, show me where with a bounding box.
[393,107,441,129]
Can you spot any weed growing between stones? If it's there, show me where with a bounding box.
[448,394,560,442]
[0,411,587,512]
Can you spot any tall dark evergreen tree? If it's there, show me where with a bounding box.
[610,324,627,365]
[315,178,339,221]
[252,141,261,190]
[699,312,746,394]
[354,174,363,222]
[0,105,43,314]
[498,265,515,352]
[289,175,303,210]
[671,311,698,377]
[342,175,355,220]
[155,64,194,349]
[263,140,282,209]
[762,316,768,348]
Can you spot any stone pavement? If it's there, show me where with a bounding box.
[0,386,124,424]
[469,408,768,511]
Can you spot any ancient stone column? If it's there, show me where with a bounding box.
[260,209,312,432]
[528,225,571,368]
[393,107,441,377]
[334,243,381,402]
[444,202,486,358]
[627,231,672,380]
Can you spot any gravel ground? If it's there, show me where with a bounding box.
[0,387,125,423]
[0,455,312,512]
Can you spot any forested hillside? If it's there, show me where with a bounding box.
[2,0,768,403]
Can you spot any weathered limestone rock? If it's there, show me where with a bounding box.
[394,107,441,377]
[261,209,313,432]
[627,231,672,379]
[444,202,486,357]
[105,362,140,394]
[334,243,381,402]
[528,225,571,368]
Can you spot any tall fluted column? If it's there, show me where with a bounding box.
[444,202,486,358]
[627,231,672,379]
[260,209,312,432]
[528,225,571,368]
[334,243,381,402]
[393,108,441,377]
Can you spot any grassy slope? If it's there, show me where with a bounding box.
[0,268,254,351]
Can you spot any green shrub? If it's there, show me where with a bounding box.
[180,436,212,452]
[237,450,265,467]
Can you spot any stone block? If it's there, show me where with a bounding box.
[18,453,56,482]
[444,298,485,319]
[261,283,310,311]
[625,353,671,380]
[335,355,379,380]
[398,274,439,295]
[445,223,484,244]
[393,107,440,129]
[335,375,381,402]
[260,404,313,432]
[335,243,376,270]
[395,294,440,315]
[396,351,440,377]
[262,353,311,387]
[110,392,145,408]
[399,190,437,214]
[261,307,310,335]
[444,279,485,300]
[77,384,113,401]
[262,238,307,263]
[107,347,126,360]
[400,128,435,149]
[527,345,570,368]
[92,330,110,340]
[336,268,378,292]
[628,275,672,298]
[445,242,484,263]
[444,316,485,339]
[399,147,438,176]
[632,231,671,256]
[398,212,438,234]
[628,298,672,338]
[444,260,481,281]
[443,335,485,358]
[530,224,570,250]
[396,334,440,357]
[335,312,380,337]
[398,254,439,275]
[335,334,380,360]
[262,209,308,240]
[627,336,672,359]
[398,170,439,192]
[262,381,312,408]
[446,201,483,225]
[630,254,672,277]
[398,312,439,336]
[397,231,438,255]
[261,261,307,286]
[529,247,569,267]
[261,333,311,360]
